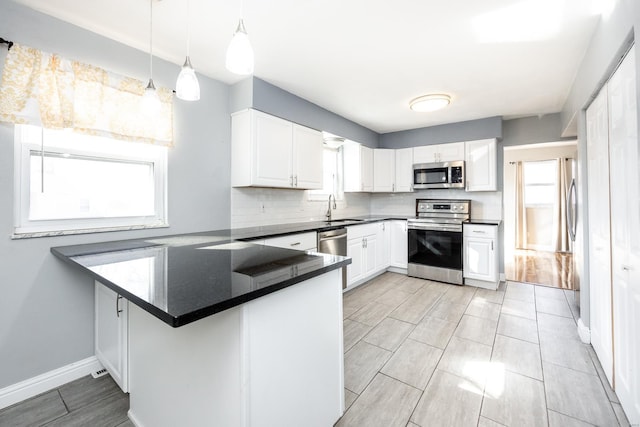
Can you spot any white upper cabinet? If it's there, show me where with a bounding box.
[413,142,464,163]
[231,109,323,190]
[394,148,414,192]
[465,138,497,192]
[344,142,374,192]
[373,149,395,192]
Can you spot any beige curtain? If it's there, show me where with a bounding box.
[0,43,173,146]
[553,158,572,252]
[514,161,527,249]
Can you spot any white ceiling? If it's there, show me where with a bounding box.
[13,0,603,133]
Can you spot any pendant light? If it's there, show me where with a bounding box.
[225,0,254,75]
[142,0,161,113]
[176,0,200,101]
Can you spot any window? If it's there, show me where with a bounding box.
[308,146,344,200]
[14,124,168,237]
[523,160,556,205]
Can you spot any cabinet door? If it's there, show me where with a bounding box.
[347,237,365,286]
[95,282,128,392]
[373,149,395,192]
[343,142,363,192]
[361,146,374,191]
[465,139,497,191]
[363,233,378,277]
[292,124,323,189]
[463,237,495,281]
[394,148,414,192]
[390,221,408,269]
[253,111,293,188]
[439,142,465,162]
[375,222,391,271]
[413,145,438,164]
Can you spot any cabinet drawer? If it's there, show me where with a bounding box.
[463,224,498,239]
[263,232,317,251]
[347,223,378,240]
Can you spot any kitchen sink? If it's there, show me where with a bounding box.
[326,218,365,223]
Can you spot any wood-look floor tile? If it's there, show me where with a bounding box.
[363,318,415,351]
[465,297,501,322]
[410,369,483,427]
[380,339,442,390]
[375,288,412,309]
[586,346,618,404]
[344,341,392,394]
[437,336,492,388]
[535,286,567,300]
[548,410,595,427]
[409,316,457,349]
[501,298,536,320]
[536,312,578,341]
[543,362,618,427]
[58,374,121,412]
[505,287,535,303]
[337,374,421,427]
[612,402,631,427]
[497,313,539,344]
[344,319,373,352]
[491,334,542,380]
[475,288,506,305]
[398,276,428,293]
[539,333,596,376]
[535,295,573,318]
[481,370,547,427]
[350,301,395,327]
[407,422,420,427]
[454,315,497,346]
[344,389,358,412]
[42,392,129,427]
[0,390,67,427]
[115,420,136,427]
[478,416,507,426]
[388,287,442,324]
[428,299,467,323]
[441,285,476,305]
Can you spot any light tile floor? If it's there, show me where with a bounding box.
[337,272,631,427]
[0,273,631,427]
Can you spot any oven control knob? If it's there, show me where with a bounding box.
[452,205,457,211]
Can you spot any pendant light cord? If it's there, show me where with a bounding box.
[186,0,190,56]
[149,0,153,79]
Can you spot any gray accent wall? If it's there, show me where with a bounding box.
[0,2,230,388]
[379,116,502,148]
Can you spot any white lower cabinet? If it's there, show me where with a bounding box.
[463,224,499,289]
[389,220,408,270]
[346,223,387,288]
[375,221,390,271]
[95,282,128,392]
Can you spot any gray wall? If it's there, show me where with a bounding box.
[0,2,230,388]
[379,116,502,148]
[559,0,640,326]
[229,77,380,147]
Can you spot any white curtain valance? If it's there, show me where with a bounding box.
[0,43,173,147]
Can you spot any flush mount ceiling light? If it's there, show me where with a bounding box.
[409,94,451,112]
[176,0,200,101]
[225,0,254,75]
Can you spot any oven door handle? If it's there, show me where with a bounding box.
[408,224,462,232]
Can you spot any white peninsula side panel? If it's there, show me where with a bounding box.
[127,269,344,427]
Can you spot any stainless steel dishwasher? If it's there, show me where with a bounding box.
[317,228,348,289]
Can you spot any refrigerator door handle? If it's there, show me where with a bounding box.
[566,178,577,242]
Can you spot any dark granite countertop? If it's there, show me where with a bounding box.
[465,219,502,226]
[52,230,351,328]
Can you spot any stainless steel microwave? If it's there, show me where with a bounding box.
[413,161,465,189]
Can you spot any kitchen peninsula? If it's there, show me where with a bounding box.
[51,230,350,427]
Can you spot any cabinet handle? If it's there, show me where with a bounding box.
[116,294,123,318]
[382,223,385,231]
[392,183,395,192]
[290,175,294,186]
[361,183,364,191]
[491,241,494,251]
[290,242,301,246]
[294,175,298,187]
[472,230,485,234]
[622,265,631,271]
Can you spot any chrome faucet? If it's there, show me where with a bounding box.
[326,194,337,220]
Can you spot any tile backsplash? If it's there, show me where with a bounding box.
[231,187,502,228]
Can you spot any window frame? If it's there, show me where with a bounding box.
[307,146,345,201]
[13,125,168,238]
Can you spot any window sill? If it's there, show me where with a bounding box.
[11,223,170,240]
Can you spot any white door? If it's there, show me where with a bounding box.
[361,146,374,191]
[292,124,323,189]
[609,46,640,425]
[439,142,465,162]
[465,139,497,191]
[586,85,614,385]
[373,149,395,192]
[346,237,364,286]
[254,111,293,188]
[390,221,408,268]
[394,148,414,192]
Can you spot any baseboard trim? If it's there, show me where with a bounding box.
[499,273,506,282]
[0,356,103,410]
[577,317,591,344]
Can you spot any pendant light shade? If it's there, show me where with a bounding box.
[226,18,254,75]
[176,0,200,101]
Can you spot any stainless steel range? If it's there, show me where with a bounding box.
[407,199,470,285]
